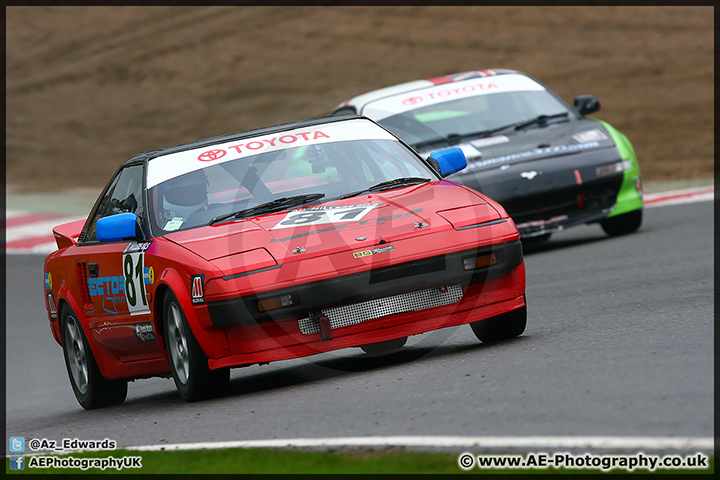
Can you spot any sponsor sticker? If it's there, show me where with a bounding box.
[272,203,383,230]
[572,128,608,143]
[163,217,184,231]
[146,119,396,188]
[352,245,395,258]
[133,322,157,342]
[466,142,601,171]
[364,74,546,120]
[144,266,155,285]
[470,135,510,149]
[45,272,52,290]
[191,274,205,304]
[47,292,57,319]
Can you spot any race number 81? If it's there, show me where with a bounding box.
[123,252,150,315]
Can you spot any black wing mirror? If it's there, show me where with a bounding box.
[573,94,600,116]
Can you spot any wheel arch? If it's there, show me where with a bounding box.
[153,267,230,360]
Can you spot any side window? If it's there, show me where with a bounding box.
[85,164,145,242]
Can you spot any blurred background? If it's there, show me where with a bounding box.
[6,6,713,193]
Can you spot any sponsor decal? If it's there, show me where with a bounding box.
[45,272,52,290]
[134,322,157,342]
[198,149,227,162]
[470,135,509,149]
[364,74,546,121]
[401,82,500,107]
[163,217,184,231]
[270,209,424,243]
[227,131,330,155]
[191,274,205,304]
[272,203,383,230]
[144,266,154,285]
[146,119,396,188]
[515,214,569,229]
[87,276,125,297]
[47,292,57,319]
[352,245,396,258]
[466,141,601,171]
[573,128,607,143]
[102,296,127,314]
[123,241,153,254]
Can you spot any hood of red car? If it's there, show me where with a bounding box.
[163,181,501,272]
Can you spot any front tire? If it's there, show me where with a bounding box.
[360,336,407,355]
[600,209,642,237]
[60,305,127,409]
[471,303,527,343]
[163,292,229,401]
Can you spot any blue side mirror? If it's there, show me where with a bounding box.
[97,212,139,242]
[428,147,467,177]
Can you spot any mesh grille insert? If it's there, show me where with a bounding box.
[298,284,463,335]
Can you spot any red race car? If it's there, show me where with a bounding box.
[43,115,527,409]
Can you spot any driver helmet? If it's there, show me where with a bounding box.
[162,170,208,222]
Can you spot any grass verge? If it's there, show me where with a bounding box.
[5,448,714,475]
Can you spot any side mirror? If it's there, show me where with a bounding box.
[428,147,467,177]
[97,212,140,242]
[574,94,600,116]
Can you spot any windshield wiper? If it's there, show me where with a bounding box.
[340,177,431,199]
[509,112,570,132]
[208,193,325,225]
[411,113,569,150]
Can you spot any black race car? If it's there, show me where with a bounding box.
[333,69,643,240]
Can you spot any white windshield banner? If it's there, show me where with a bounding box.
[363,74,545,121]
[146,119,396,188]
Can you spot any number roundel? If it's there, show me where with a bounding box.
[279,212,324,226]
[124,255,136,307]
[123,249,149,315]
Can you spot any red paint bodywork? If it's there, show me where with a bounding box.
[44,180,525,382]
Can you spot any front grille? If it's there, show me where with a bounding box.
[298,284,463,335]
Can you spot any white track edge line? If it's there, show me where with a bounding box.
[120,436,714,453]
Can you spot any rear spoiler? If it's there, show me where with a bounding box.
[52,219,86,249]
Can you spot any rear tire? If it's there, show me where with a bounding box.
[163,292,229,401]
[360,336,407,355]
[60,305,127,409]
[600,209,642,237]
[471,303,527,343]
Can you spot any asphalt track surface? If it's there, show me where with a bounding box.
[5,199,714,454]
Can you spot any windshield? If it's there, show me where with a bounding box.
[147,137,434,234]
[369,89,571,149]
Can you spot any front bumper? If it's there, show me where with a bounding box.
[207,239,524,326]
[453,146,635,237]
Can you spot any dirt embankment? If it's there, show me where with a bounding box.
[6,6,714,193]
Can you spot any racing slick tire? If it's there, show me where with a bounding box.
[470,301,527,344]
[60,305,128,409]
[163,292,229,402]
[600,209,642,237]
[360,336,408,355]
